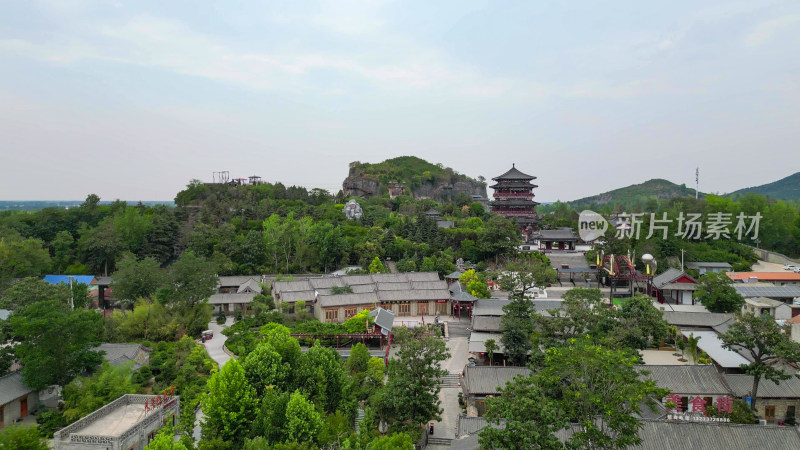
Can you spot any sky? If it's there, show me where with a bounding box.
[1,0,799,202]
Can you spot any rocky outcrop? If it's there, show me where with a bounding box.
[413,179,487,202]
[342,176,487,202]
[342,177,380,198]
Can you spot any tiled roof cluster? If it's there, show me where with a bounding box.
[273,272,448,308]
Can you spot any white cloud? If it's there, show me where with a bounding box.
[745,14,800,47]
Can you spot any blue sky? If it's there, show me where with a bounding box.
[1,0,798,201]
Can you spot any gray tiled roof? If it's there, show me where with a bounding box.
[471,316,502,332]
[531,228,578,241]
[472,299,511,316]
[662,312,734,328]
[456,416,493,438]
[375,282,411,291]
[734,285,800,299]
[462,366,531,396]
[637,365,732,396]
[452,418,800,450]
[368,308,394,335]
[237,278,263,294]
[686,262,732,269]
[279,290,316,303]
[0,372,35,405]
[94,343,150,370]
[274,272,449,307]
[317,292,379,307]
[218,276,260,288]
[376,289,449,301]
[208,293,257,304]
[452,291,478,302]
[653,268,695,289]
[468,332,505,353]
[446,271,463,279]
[723,374,800,398]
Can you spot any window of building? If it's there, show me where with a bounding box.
[380,302,393,311]
[344,307,358,318]
[680,397,688,413]
[325,309,338,322]
[787,406,796,421]
[398,302,411,316]
[417,301,428,315]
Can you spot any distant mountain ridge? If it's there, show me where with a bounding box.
[727,172,800,201]
[566,179,700,209]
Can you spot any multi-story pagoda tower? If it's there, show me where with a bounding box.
[490,164,539,237]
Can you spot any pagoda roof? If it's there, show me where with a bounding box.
[492,164,536,181]
[491,199,540,207]
[491,182,539,189]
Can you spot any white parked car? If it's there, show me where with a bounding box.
[785,265,796,271]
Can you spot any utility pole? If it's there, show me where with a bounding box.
[69,275,74,310]
[680,249,685,272]
[695,167,699,200]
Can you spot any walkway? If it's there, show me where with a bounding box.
[193,317,234,442]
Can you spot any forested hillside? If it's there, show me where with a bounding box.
[0,179,519,287]
[567,178,700,211]
[728,172,800,201]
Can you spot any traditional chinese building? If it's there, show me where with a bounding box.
[54,393,180,450]
[490,164,539,237]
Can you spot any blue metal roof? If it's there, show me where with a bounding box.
[43,275,97,285]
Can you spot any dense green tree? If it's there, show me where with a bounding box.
[368,256,386,273]
[368,433,415,449]
[500,296,537,365]
[252,387,291,443]
[0,425,48,450]
[201,359,258,446]
[10,300,103,389]
[51,230,76,273]
[111,254,165,303]
[112,299,179,342]
[242,342,290,395]
[695,272,745,313]
[62,362,140,421]
[0,277,70,310]
[141,210,179,263]
[616,294,670,349]
[167,251,217,307]
[484,338,498,366]
[478,215,522,263]
[144,426,187,450]
[482,338,665,449]
[285,390,322,444]
[298,343,347,413]
[0,237,52,284]
[480,376,567,450]
[719,313,800,410]
[458,269,491,299]
[378,326,449,428]
[499,257,557,300]
[79,218,123,275]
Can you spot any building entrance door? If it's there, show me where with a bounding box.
[20,398,27,418]
[765,405,776,422]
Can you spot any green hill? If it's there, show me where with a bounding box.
[343,156,487,201]
[727,172,800,201]
[567,178,700,210]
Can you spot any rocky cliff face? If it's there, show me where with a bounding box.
[342,177,380,198]
[342,176,487,202]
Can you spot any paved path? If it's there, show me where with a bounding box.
[193,317,234,442]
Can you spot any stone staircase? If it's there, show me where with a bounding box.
[427,436,453,446]
[355,407,365,432]
[440,372,461,388]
